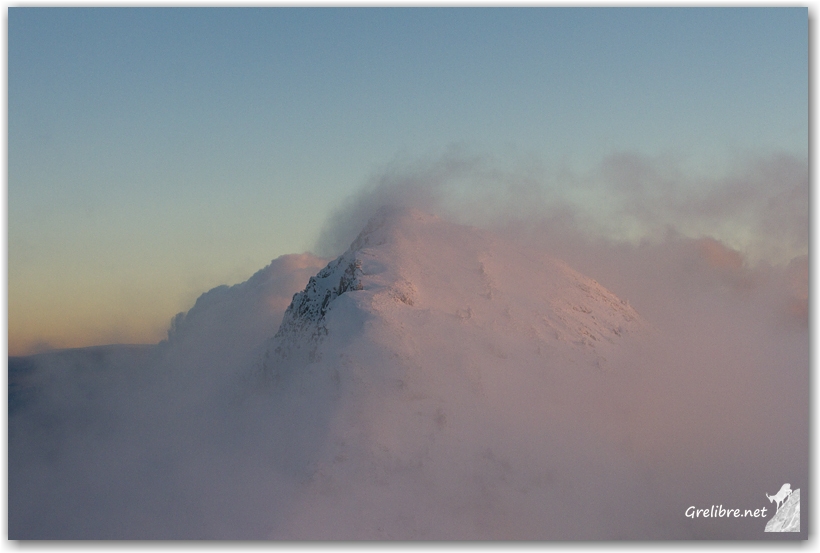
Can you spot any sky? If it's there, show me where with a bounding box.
[7,7,809,356]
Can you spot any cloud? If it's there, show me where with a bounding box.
[316,149,807,266]
[590,152,808,264]
[8,253,331,538]
[313,147,481,256]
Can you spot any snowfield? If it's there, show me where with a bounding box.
[8,208,808,540]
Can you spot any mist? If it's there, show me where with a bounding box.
[8,151,808,539]
[309,150,808,538]
[317,150,807,264]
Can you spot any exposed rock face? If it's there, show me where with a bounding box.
[765,488,800,532]
[262,209,405,369]
[269,253,363,363]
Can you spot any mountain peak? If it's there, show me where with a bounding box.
[263,209,643,379]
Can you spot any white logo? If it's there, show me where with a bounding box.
[765,483,792,512]
[764,483,800,533]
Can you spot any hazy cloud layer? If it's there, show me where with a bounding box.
[316,150,808,266]
[9,253,330,538]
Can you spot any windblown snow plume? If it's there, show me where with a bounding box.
[8,164,808,539]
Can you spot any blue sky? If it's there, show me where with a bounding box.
[8,7,808,354]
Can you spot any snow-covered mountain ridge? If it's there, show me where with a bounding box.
[9,206,808,540]
[266,207,643,377]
